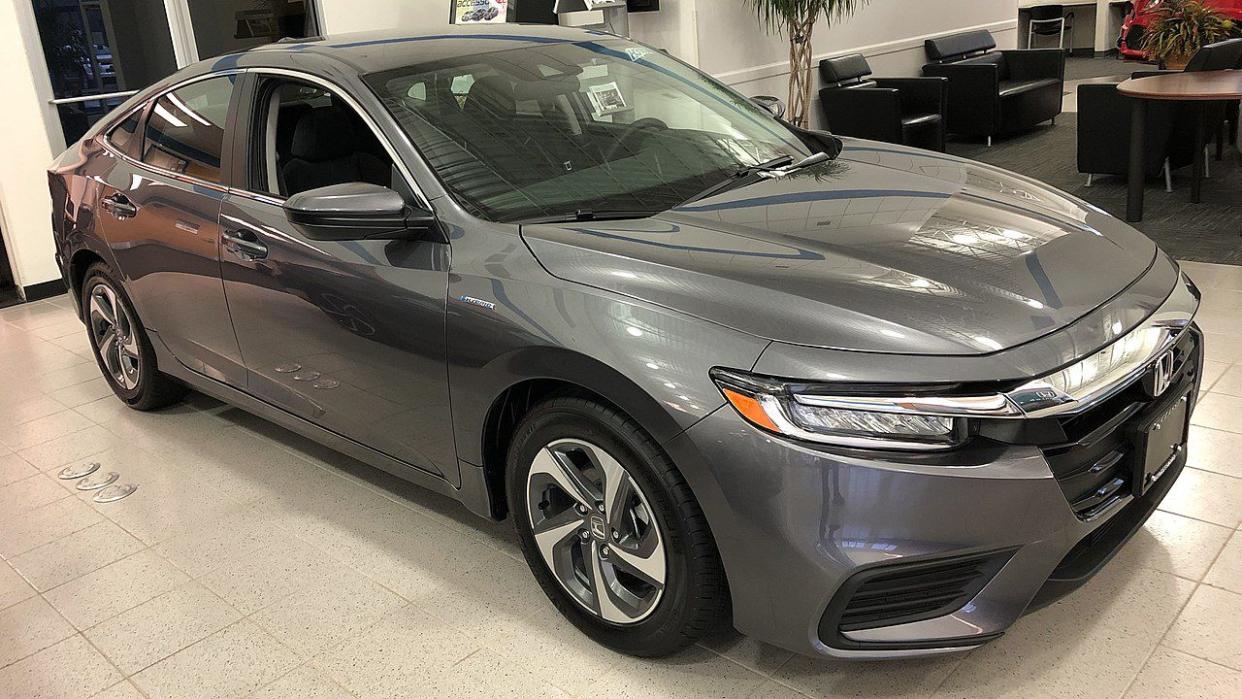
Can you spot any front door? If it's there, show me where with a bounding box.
[218,76,456,482]
[98,74,245,386]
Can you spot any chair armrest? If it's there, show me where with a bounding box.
[818,87,903,142]
[1001,49,1065,82]
[873,77,948,116]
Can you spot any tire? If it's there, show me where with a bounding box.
[82,262,187,411]
[507,396,728,657]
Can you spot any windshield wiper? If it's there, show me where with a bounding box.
[758,152,831,177]
[518,209,655,225]
[682,152,829,206]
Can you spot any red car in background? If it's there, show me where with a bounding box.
[1119,0,1242,60]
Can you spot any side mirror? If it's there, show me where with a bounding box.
[750,95,786,120]
[283,182,437,241]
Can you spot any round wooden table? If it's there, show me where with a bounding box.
[1117,71,1242,222]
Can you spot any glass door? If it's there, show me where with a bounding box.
[32,0,319,145]
[34,0,179,144]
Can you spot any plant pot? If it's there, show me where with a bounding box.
[1164,55,1191,71]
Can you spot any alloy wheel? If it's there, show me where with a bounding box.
[88,282,141,391]
[525,438,667,624]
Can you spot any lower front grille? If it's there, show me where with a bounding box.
[983,329,1202,520]
[822,550,1014,641]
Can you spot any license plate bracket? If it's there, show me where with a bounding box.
[1131,390,1191,497]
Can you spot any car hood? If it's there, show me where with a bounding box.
[521,141,1158,355]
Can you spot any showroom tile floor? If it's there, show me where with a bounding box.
[0,261,1241,698]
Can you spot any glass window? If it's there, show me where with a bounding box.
[142,76,236,183]
[31,0,179,144]
[252,80,396,198]
[185,0,316,59]
[106,110,142,155]
[366,39,809,223]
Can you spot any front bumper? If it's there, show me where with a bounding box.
[667,325,1202,659]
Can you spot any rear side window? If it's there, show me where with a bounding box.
[106,112,142,156]
[142,76,237,183]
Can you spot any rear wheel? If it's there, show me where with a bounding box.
[83,263,186,410]
[507,396,728,656]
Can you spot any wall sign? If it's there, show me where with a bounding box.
[451,0,509,23]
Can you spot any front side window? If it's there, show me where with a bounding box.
[142,76,236,183]
[250,79,397,198]
[366,39,809,223]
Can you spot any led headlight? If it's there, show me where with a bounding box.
[709,369,1001,451]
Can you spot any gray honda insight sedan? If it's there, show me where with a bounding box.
[47,25,1202,659]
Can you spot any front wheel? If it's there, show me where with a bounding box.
[507,396,728,657]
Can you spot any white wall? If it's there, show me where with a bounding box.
[320,0,447,34]
[0,0,68,290]
[628,0,699,64]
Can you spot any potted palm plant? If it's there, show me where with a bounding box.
[1142,0,1234,70]
[742,0,869,127]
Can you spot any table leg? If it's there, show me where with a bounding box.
[1192,102,1206,205]
[1127,99,1147,223]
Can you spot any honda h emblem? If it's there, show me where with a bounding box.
[1151,350,1175,398]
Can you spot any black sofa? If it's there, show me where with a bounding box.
[922,30,1065,145]
[817,54,948,151]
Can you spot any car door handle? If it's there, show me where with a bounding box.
[101,193,137,219]
[222,229,268,260]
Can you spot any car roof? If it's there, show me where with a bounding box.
[203,24,618,77]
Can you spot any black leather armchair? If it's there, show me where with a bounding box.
[922,30,1065,145]
[817,54,948,151]
[1078,77,1193,191]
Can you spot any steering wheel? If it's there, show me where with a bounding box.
[605,117,669,161]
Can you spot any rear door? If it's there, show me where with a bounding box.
[96,74,245,386]
[217,73,457,482]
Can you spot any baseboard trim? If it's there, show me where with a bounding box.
[22,280,66,302]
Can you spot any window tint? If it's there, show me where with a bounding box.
[253,79,396,198]
[106,111,142,156]
[142,76,236,182]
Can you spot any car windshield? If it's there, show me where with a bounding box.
[364,38,811,223]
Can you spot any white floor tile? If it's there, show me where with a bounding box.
[250,665,355,699]
[0,596,76,668]
[0,635,121,698]
[0,496,104,559]
[1187,425,1242,479]
[45,550,189,630]
[1193,392,1242,434]
[131,620,299,699]
[84,582,242,675]
[1115,510,1233,584]
[0,452,38,486]
[1124,646,1242,699]
[9,520,144,592]
[0,562,35,611]
[1159,467,1242,528]
[1162,584,1242,672]
[248,567,406,659]
[1204,530,1242,594]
